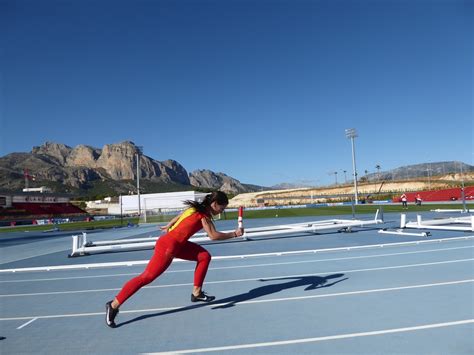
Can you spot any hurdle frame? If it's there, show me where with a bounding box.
[69,210,385,257]
[401,214,474,232]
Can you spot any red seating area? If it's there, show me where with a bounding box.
[10,203,86,217]
[392,187,474,202]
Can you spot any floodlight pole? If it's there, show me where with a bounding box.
[345,128,359,204]
[460,162,467,212]
[136,146,143,218]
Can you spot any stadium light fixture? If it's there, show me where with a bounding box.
[345,128,359,204]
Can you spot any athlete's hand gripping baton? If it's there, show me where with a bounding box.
[238,206,246,240]
[238,206,243,229]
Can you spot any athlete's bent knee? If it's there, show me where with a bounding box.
[198,251,212,264]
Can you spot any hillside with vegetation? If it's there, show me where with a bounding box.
[229,172,474,207]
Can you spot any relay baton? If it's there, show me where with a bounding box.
[238,206,244,229]
[238,206,246,239]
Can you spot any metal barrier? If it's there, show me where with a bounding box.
[69,210,385,257]
[402,214,474,232]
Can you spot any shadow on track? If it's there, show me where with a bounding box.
[212,273,348,309]
[117,273,347,327]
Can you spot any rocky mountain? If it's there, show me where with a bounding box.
[364,161,474,181]
[1,142,471,197]
[0,141,256,195]
[189,169,248,194]
[271,182,315,189]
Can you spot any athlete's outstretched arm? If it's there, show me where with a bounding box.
[202,217,244,240]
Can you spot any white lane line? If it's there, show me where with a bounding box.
[144,319,474,354]
[2,236,473,273]
[0,272,140,283]
[16,317,38,329]
[1,257,473,298]
[1,278,473,321]
[2,244,473,283]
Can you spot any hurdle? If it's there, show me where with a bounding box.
[69,232,160,257]
[69,210,385,257]
[400,214,474,232]
[431,209,471,213]
[378,229,430,237]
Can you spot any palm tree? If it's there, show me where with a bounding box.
[375,164,381,182]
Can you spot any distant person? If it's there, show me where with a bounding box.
[415,193,422,206]
[105,191,244,328]
[400,193,408,209]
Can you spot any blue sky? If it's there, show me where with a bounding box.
[1,0,472,187]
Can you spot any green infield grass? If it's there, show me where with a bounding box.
[0,203,471,234]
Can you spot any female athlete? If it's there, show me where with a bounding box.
[106,191,244,327]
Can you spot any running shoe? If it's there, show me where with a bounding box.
[105,301,119,328]
[191,291,215,303]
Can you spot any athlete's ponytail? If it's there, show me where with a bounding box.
[184,191,229,214]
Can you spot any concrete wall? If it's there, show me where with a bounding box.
[112,191,209,215]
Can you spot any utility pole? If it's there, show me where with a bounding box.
[24,169,29,189]
[460,162,467,212]
[136,146,143,218]
[328,171,338,185]
[120,194,123,227]
[426,164,433,190]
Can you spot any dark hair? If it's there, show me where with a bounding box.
[184,191,229,214]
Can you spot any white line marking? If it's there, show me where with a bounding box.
[1,244,473,283]
[226,279,474,306]
[144,319,474,354]
[0,272,140,283]
[1,279,472,321]
[16,317,37,329]
[2,236,473,273]
[1,258,473,298]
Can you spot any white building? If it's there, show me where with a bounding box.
[108,191,209,215]
[22,187,53,193]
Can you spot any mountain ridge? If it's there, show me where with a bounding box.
[1,141,472,197]
[0,141,257,196]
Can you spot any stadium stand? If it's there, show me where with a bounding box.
[392,187,474,203]
[6,202,85,218]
